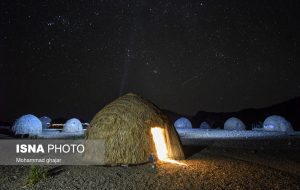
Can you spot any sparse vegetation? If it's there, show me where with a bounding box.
[26,165,48,187]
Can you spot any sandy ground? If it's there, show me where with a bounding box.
[1,145,299,190]
[1,129,299,189]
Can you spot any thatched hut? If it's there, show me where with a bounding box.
[85,93,185,165]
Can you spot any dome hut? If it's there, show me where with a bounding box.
[63,118,83,133]
[12,114,42,135]
[224,117,246,131]
[199,121,211,129]
[174,117,192,128]
[39,116,51,129]
[263,115,293,133]
[85,93,185,165]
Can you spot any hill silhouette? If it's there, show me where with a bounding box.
[163,96,300,130]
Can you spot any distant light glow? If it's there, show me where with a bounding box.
[264,124,275,129]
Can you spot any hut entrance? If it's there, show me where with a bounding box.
[151,127,168,160]
[151,127,186,165]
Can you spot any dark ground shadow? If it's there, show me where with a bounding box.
[47,166,65,177]
[182,145,207,158]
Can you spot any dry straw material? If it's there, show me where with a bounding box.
[85,93,185,165]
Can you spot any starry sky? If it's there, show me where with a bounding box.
[0,0,299,121]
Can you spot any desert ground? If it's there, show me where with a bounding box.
[1,137,299,190]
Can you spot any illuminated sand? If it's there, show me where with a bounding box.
[1,147,299,189]
[0,128,299,189]
[31,128,300,141]
[177,129,296,139]
[177,129,300,146]
[36,129,85,139]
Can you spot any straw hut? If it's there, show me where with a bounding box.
[85,93,185,165]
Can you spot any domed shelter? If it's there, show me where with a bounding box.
[224,117,246,131]
[199,121,211,129]
[263,115,293,133]
[85,93,185,165]
[174,117,192,128]
[39,116,51,129]
[12,114,42,136]
[63,118,83,133]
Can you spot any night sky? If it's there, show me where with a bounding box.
[0,1,299,121]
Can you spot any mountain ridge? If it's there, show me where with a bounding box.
[163,96,300,130]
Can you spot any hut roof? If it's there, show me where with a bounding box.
[85,93,184,165]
